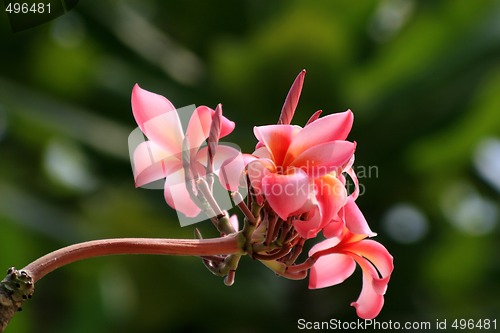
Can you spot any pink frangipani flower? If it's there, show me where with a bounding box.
[248,103,356,236]
[130,84,238,217]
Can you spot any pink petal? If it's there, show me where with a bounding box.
[253,146,273,159]
[132,84,184,154]
[247,159,275,197]
[133,141,181,187]
[308,254,356,289]
[261,167,310,220]
[322,220,345,238]
[164,169,201,218]
[210,147,252,191]
[290,141,356,177]
[314,174,348,227]
[293,211,321,239]
[142,110,184,154]
[345,240,394,282]
[186,105,235,151]
[285,110,354,164]
[253,125,294,166]
[344,197,376,237]
[132,84,177,133]
[309,236,342,256]
[345,165,360,200]
[350,270,385,319]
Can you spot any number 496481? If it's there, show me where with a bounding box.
[5,2,51,14]
[452,319,497,330]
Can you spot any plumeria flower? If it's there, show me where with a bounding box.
[130,84,238,217]
[223,71,361,239]
[308,227,394,319]
[248,113,356,238]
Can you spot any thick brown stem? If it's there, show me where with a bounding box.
[0,233,244,332]
[24,233,244,282]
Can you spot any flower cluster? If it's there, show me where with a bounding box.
[129,70,393,319]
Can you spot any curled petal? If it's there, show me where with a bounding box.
[350,269,385,319]
[345,165,360,200]
[344,197,376,237]
[285,110,354,162]
[293,210,321,239]
[308,254,356,289]
[348,246,392,319]
[345,240,393,285]
[308,235,342,256]
[253,125,294,166]
[290,141,356,177]
[215,150,254,191]
[131,84,176,133]
[164,169,201,218]
[322,220,345,239]
[314,174,348,227]
[261,167,310,220]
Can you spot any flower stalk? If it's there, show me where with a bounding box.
[0,233,245,332]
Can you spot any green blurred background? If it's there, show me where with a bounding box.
[1,1,499,332]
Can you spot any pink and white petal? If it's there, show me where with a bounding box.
[133,141,181,187]
[252,146,273,159]
[185,106,212,150]
[132,141,168,176]
[290,141,355,178]
[344,197,376,237]
[350,270,385,319]
[131,84,176,133]
[308,254,356,289]
[285,110,354,163]
[142,111,184,155]
[253,125,294,166]
[164,169,201,218]
[261,168,310,220]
